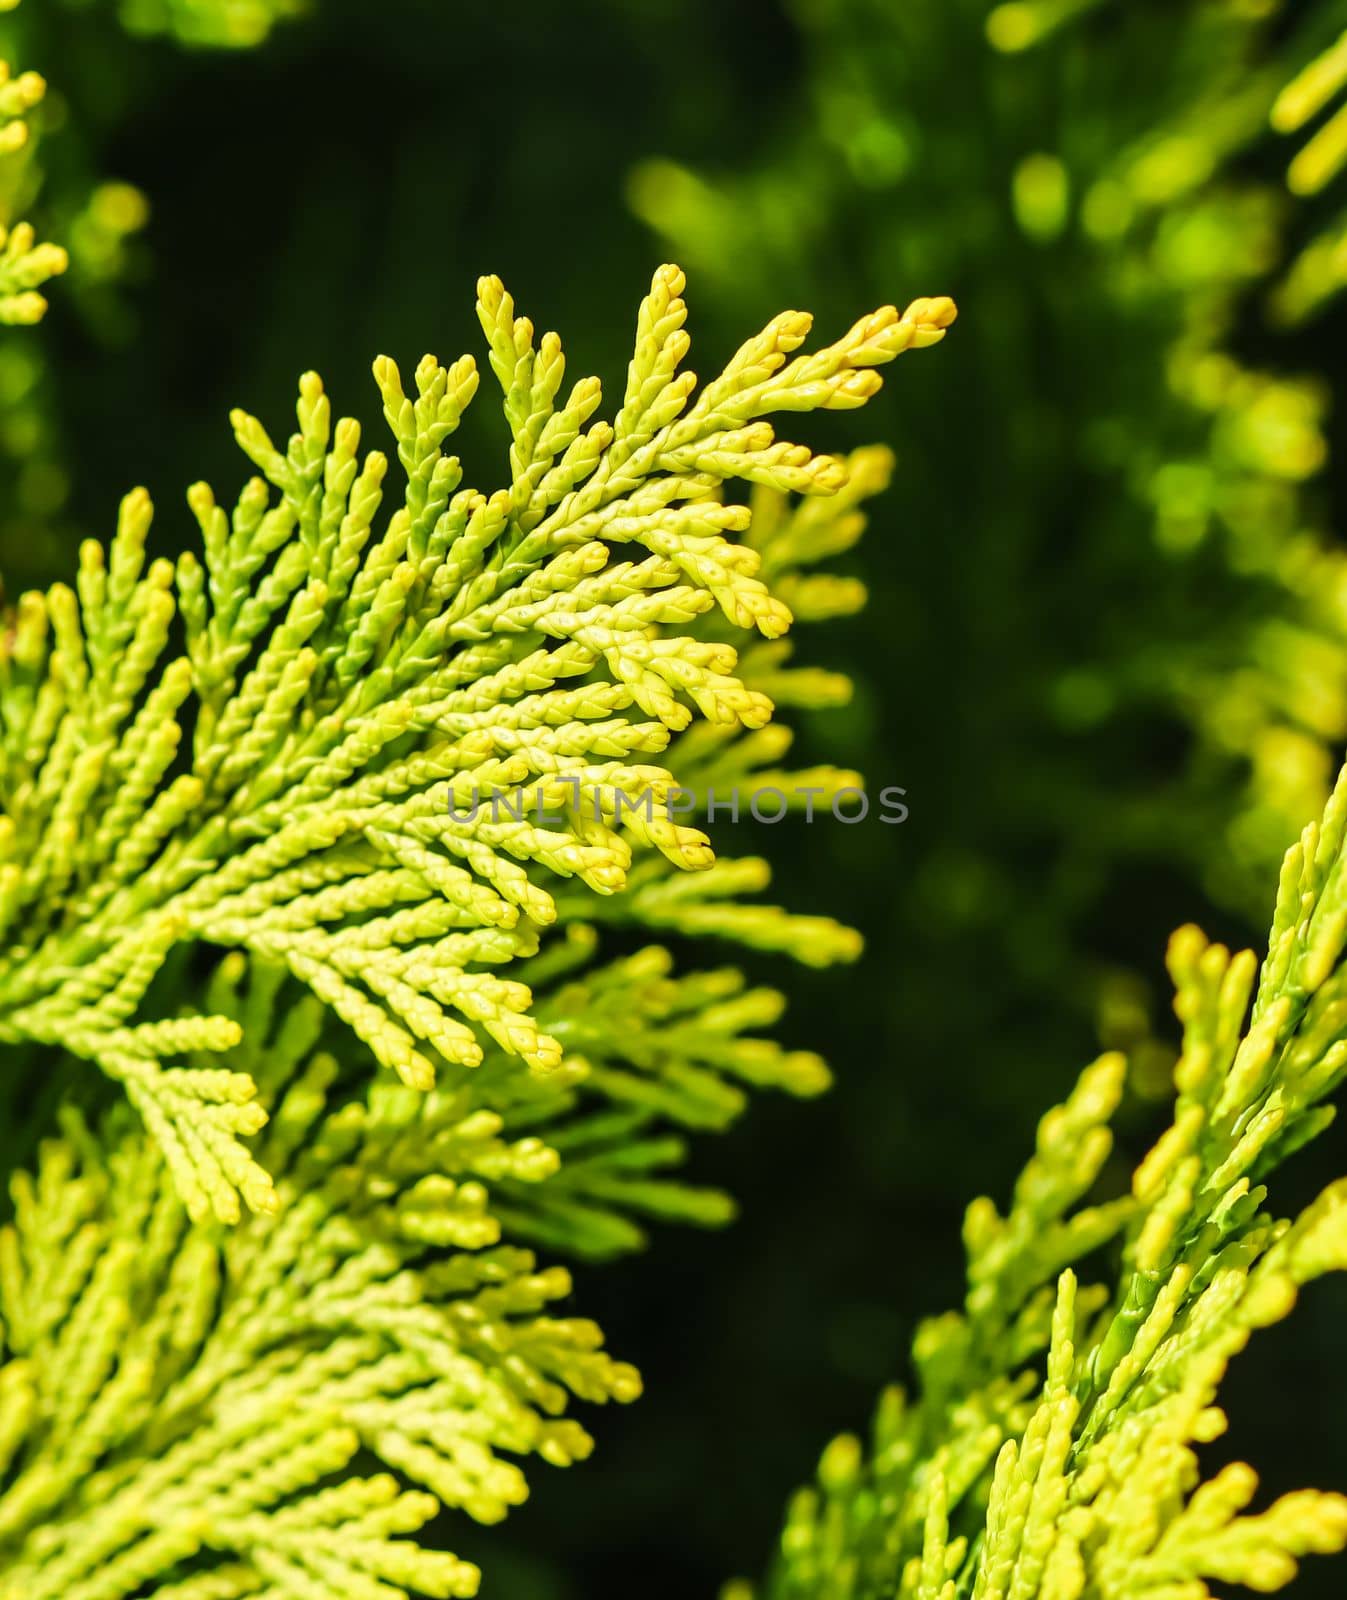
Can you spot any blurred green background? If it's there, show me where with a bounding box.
[8,0,1347,1592]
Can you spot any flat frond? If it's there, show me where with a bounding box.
[0,266,954,1221]
[746,763,1347,1600]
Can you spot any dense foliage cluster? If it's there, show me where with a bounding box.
[6,1,1347,1597]
[0,249,954,1592]
[0,264,952,1221]
[743,765,1347,1599]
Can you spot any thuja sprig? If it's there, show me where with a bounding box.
[0,740,906,1600]
[0,2,65,325]
[0,958,632,1600]
[0,840,880,1600]
[746,760,1347,1600]
[0,266,956,1223]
